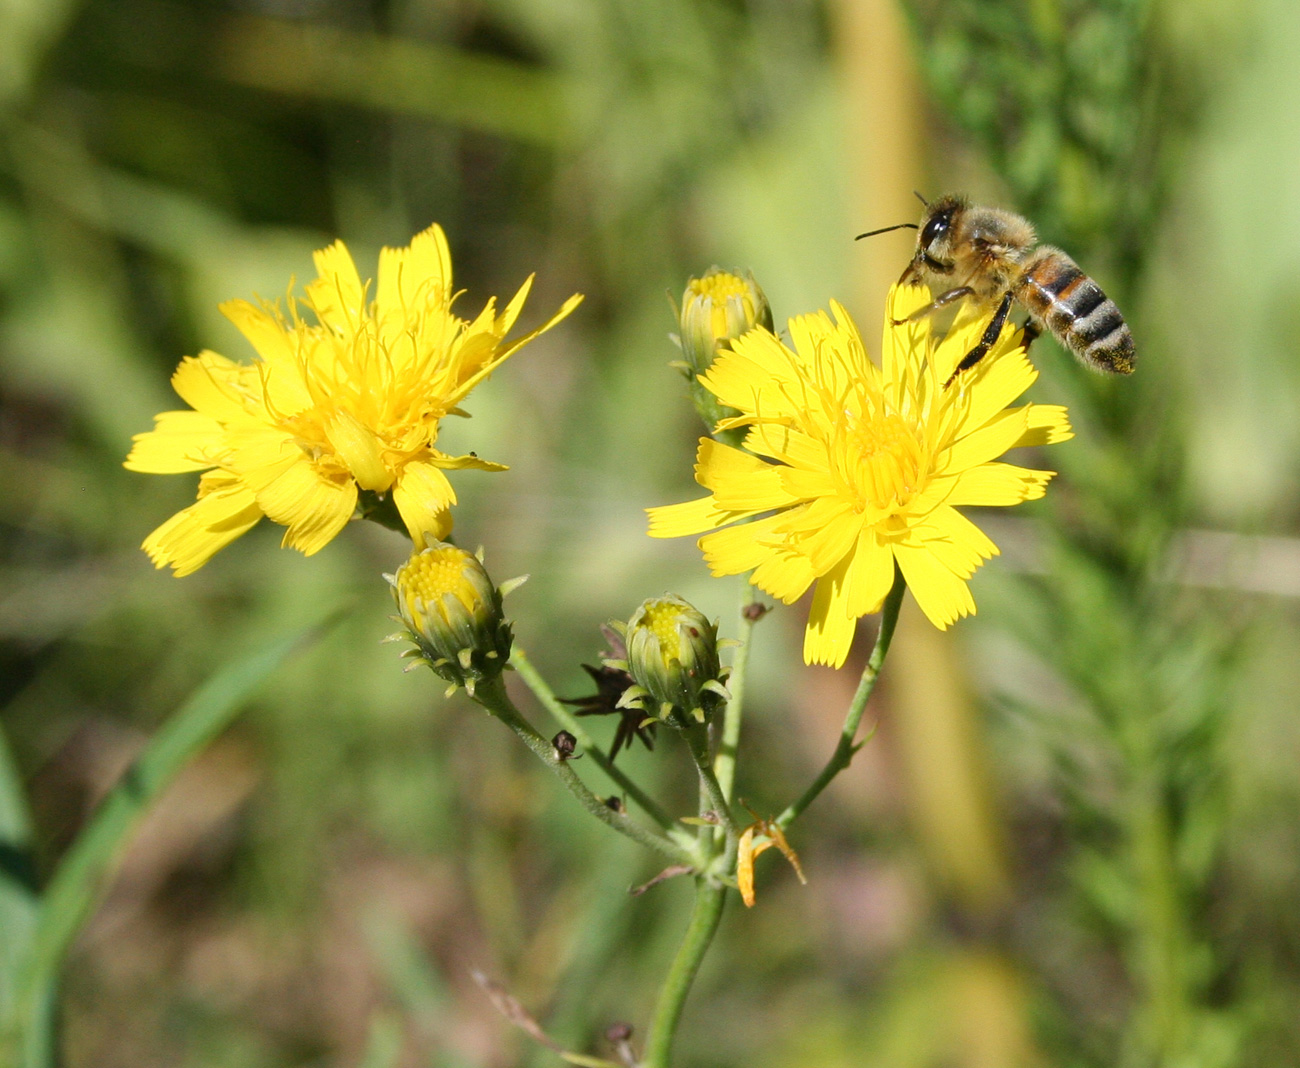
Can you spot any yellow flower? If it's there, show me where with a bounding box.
[647,284,1072,668]
[125,225,582,575]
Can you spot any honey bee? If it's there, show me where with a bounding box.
[859,194,1135,386]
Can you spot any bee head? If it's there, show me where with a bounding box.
[916,195,967,262]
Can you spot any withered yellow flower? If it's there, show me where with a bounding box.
[126,225,581,575]
[648,284,1072,668]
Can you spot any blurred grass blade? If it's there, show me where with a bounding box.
[0,726,38,1019]
[7,614,338,1067]
[215,14,568,145]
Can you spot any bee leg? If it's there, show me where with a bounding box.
[944,291,1013,388]
[1021,320,1042,347]
[890,285,974,326]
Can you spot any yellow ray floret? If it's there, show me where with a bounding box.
[647,284,1072,668]
[126,224,582,574]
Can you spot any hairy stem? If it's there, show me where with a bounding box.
[776,569,905,831]
[683,722,741,845]
[509,647,687,844]
[473,676,691,865]
[714,582,757,803]
[641,879,727,1068]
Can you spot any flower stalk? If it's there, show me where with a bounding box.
[509,647,692,848]
[776,568,905,831]
[641,879,727,1068]
[472,676,692,866]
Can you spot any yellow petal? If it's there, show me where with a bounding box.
[218,301,296,366]
[778,464,837,500]
[701,331,803,421]
[443,292,583,409]
[803,553,857,668]
[935,405,1030,476]
[893,542,976,629]
[647,496,758,538]
[743,423,826,469]
[306,239,366,333]
[430,451,510,472]
[698,512,787,574]
[124,410,223,473]
[845,531,895,618]
[945,341,1038,443]
[171,351,259,423]
[324,409,392,491]
[376,223,452,327]
[497,274,534,335]
[907,505,998,579]
[392,459,458,546]
[142,478,263,576]
[946,462,1055,507]
[881,284,933,404]
[776,497,859,574]
[750,544,817,604]
[695,439,797,511]
[250,457,356,555]
[1012,404,1074,448]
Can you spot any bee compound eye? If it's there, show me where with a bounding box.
[920,212,950,249]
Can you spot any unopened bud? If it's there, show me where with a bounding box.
[611,595,730,726]
[678,268,772,375]
[675,268,772,437]
[387,543,515,697]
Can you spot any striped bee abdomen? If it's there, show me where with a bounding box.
[1015,247,1135,374]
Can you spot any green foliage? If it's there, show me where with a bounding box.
[1,0,1298,1066]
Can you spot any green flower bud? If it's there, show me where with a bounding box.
[612,595,730,725]
[678,268,773,376]
[675,268,772,438]
[387,542,518,697]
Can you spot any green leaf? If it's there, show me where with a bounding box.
[0,727,38,1021]
[3,615,337,1067]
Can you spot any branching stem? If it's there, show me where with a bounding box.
[776,569,905,831]
[714,582,757,803]
[509,648,688,846]
[473,676,692,865]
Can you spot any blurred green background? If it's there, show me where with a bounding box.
[3,0,1300,1066]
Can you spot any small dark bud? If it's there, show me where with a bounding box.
[604,795,625,813]
[552,730,579,761]
[606,1022,634,1043]
[742,601,770,622]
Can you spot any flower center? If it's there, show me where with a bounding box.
[641,601,686,663]
[845,410,925,512]
[400,546,478,620]
[688,272,757,337]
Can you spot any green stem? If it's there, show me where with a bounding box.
[714,582,757,804]
[509,648,687,844]
[473,676,692,865]
[682,722,741,845]
[641,879,727,1068]
[776,569,905,831]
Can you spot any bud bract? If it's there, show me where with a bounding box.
[388,542,514,696]
[615,594,729,725]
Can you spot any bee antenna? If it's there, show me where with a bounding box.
[914,190,930,208]
[855,222,919,240]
